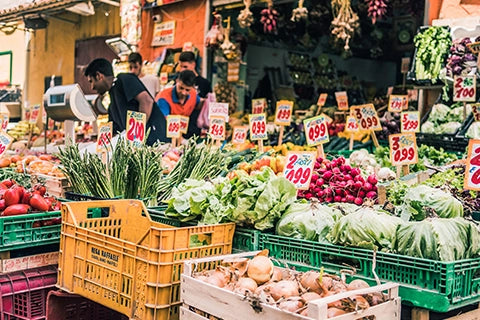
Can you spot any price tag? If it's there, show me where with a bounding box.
[389,133,418,166]
[96,122,113,153]
[317,93,328,107]
[464,139,480,191]
[401,112,420,133]
[29,105,40,124]
[345,116,359,133]
[126,110,146,145]
[388,95,408,112]
[232,126,248,144]
[351,104,381,131]
[320,113,333,125]
[166,115,181,139]
[179,116,189,134]
[454,76,476,102]
[0,132,13,158]
[209,102,229,122]
[252,98,266,114]
[160,72,168,85]
[248,113,267,140]
[209,116,226,140]
[0,113,9,132]
[274,100,293,126]
[283,151,316,190]
[401,57,411,73]
[304,116,329,146]
[335,91,349,111]
[183,42,193,52]
[472,104,480,122]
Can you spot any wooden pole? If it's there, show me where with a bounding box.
[349,133,354,151]
[171,137,177,148]
[370,130,380,148]
[396,166,401,179]
[317,144,325,160]
[277,126,284,147]
[402,165,410,176]
[258,139,264,153]
[463,101,467,121]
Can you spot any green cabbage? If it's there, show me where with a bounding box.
[466,122,480,139]
[399,185,463,221]
[438,122,461,134]
[329,207,402,250]
[428,104,450,123]
[421,121,435,133]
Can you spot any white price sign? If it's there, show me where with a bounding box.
[0,132,13,158]
[166,115,181,139]
[252,99,266,114]
[351,104,381,131]
[283,151,316,190]
[179,116,189,134]
[96,122,113,153]
[389,133,418,167]
[126,111,146,146]
[401,112,420,133]
[454,76,476,102]
[335,91,349,111]
[232,126,248,144]
[303,115,329,146]
[248,114,267,140]
[464,139,480,191]
[209,116,226,140]
[0,113,8,132]
[29,105,40,124]
[209,102,229,122]
[345,116,359,133]
[317,93,328,107]
[388,95,408,112]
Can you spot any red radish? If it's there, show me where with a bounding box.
[350,167,361,177]
[316,178,325,186]
[346,195,355,203]
[363,182,373,192]
[305,193,313,200]
[318,168,326,174]
[325,163,332,170]
[372,185,378,192]
[313,187,321,194]
[324,188,333,196]
[354,175,365,183]
[354,181,363,189]
[358,190,366,198]
[343,165,352,172]
[344,174,353,181]
[354,197,363,205]
[2,204,31,216]
[341,197,346,202]
[311,175,319,182]
[366,191,377,199]
[367,175,378,185]
[346,180,355,187]
[334,196,342,202]
[323,171,333,180]
[314,162,321,170]
[316,158,323,164]
[325,197,333,203]
[317,190,325,198]
[310,183,316,189]
[4,189,20,206]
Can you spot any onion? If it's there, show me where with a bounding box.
[222,257,249,276]
[330,280,348,293]
[269,280,299,301]
[247,256,274,284]
[205,275,225,288]
[327,307,347,318]
[234,277,258,295]
[351,295,370,309]
[366,292,385,306]
[278,297,304,313]
[300,308,309,316]
[208,269,230,288]
[271,267,283,282]
[347,279,370,291]
[301,292,322,303]
[300,271,323,294]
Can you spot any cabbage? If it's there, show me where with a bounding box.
[399,185,463,221]
[276,202,340,242]
[428,104,450,123]
[466,122,480,139]
[393,218,480,261]
[329,207,402,250]
[438,122,461,134]
[447,104,471,123]
[421,121,435,133]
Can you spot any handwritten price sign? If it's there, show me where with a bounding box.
[0,113,8,132]
[274,100,293,126]
[209,116,226,140]
[351,104,381,131]
[0,132,13,158]
[389,132,418,166]
[209,102,229,121]
[388,95,408,112]
[249,113,267,140]
[29,105,40,124]
[473,104,480,122]
[320,113,333,125]
[126,111,146,146]
[252,98,266,114]
[96,122,113,153]
[335,91,349,111]
[166,115,181,139]
[283,151,316,190]
[179,116,189,134]
[464,139,480,191]
[454,76,476,102]
[345,116,359,133]
[401,112,420,133]
[317,93,328,107]
[304,116,329,146]
[232,126,248,144]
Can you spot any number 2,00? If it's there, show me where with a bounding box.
[127,118,145,141]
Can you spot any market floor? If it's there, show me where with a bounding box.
[401,304,480,320]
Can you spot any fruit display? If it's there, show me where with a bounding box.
[0,154,64,177]
[233,155,286,176]
[7,121,40,140]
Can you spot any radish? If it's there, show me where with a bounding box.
[334,188,343,196]
[343,164,352,172]
[314,187,321,194]
[316,158,323,164]
[311,174,319,182]
[324,188,333,196]
[318,168,326,174]
[341,197,346,202]
[371,185,378,192]
[332,167,341,175]
[363,182,373,192]
[314,162,321,170]
[350,167,361,177]
[325,197,333,203]
[354,197,363,205]
[344,174,353,181]
[354,181,363,189]
[367,175,378,185]
[334,196,342,202]
[358,191,365,198]
[317,190,325,198]
[346,195,355,203]
[323,171,333,180]
[354,175,365,183]
[305,192,313,200]
[316,178,325,187]
[366,191,377,199]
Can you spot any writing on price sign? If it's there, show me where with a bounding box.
[401,112,420,133]
[464,139,480,191]
[317,93,328,107]
[232,126,248,144]
[0,132,13,158]
[179,116,189,134]
[351,104,381,131]
[166,115,181,138]
[454,76,476,102]
[248,113,267,140]
[388,95,408,112]
[345,116,359,132]
[252,98,266,114]
[0,113,8,131]
[303,115,329,146]
[274,100,293,126]
[389,132,418,166]
[283,151,316,190]
[96,122,113,153]
[209,116,226,140]
[126,111,146,145]
[209,102,229,121]
[335,91,349,111]
[29,105,40,124]
[473,104,480,122]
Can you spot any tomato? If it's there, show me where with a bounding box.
[22,191,32,205]
[2,204,31,216]
[33,184,47,197]
[4,189,20,206]
[29,194,50,212]
[14,186,25,202]
[0,199,5,211]
[1,179,14,188]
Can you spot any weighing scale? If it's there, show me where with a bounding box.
[43,84,97,144]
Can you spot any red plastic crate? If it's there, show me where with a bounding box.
[0,265,57,320]
[46,290,128,320]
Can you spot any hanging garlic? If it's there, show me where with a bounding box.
[291,0,308,22]
[238,0,254,28]
[205,13,225,48]
[330,0,359,51]
[220,17,238,60]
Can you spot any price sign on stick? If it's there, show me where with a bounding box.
[209,102,229,121]
[29,105,40,124]
[0,132,13,158]
[283,151,316,190]
[320,113,333,125]
[401,112,420,133]
[304,116,330,146]
[454,76,476,102]
[179,116,189,134]
[166,115,181,139]
[126,111,146,145]
[209,116,226,140]
[232,126,248,144]
[401,57,411,73]
[472,104,480,122]
[389,133,418,166]
[274,100,293,126]
[351,104,382,131]
[464,139,480,191]
[0,113,8,132]
[335,91,349,111]
[160,72,168,85]
[252,99,266,114]
[96,122,113,153]
[248,114,267,140]
[317,93,328,107]
[388,95,408,113]
[345,116,359,132]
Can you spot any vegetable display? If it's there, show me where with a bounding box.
[446,37,479,77]
[421,102,470,135]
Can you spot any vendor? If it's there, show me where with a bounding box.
[128,52,160,97]
[84,58,168,145]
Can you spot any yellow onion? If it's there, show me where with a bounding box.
[327,307,347,318]
[278,297,304,313]
[234,277,258,295]
[269,280,299,301]
[347,279,370,291]
[301,292,322,303]
[247,256,274,284]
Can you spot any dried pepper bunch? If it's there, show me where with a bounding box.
[291,0,308,22]
[260,0,279,34]
[331,0,360,51]
[365,0,388,24]
[237,0,254,28]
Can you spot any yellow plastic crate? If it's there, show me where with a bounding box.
[57,200,235,320]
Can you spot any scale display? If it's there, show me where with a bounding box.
[49,94,65,105]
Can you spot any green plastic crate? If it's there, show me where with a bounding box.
[261,233,480,312]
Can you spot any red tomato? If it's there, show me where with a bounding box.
[0,199,5,211]
[1,179,14,188]
[33,184,47,197]
[4,189,20,206]
[2,204,31,216]
[29,194,50,212]
[22,191,32,204]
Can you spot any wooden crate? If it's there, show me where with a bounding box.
[181,252,401,320]
[33,174,71,198]
[377,170,432,204]
[411,304,480,320]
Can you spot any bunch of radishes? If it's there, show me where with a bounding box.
[366,0,388,24]
[298,157,378,204]
[260,3,279,34]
